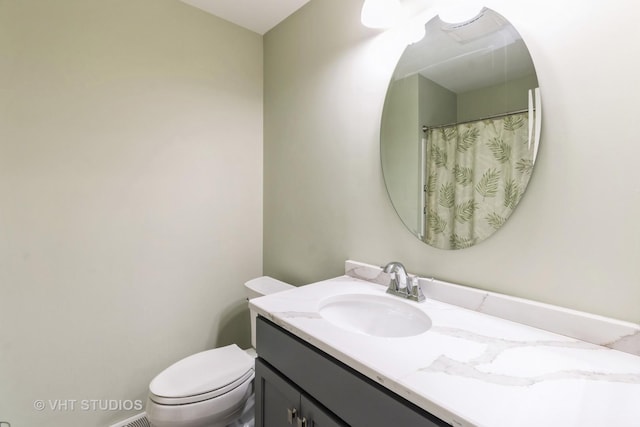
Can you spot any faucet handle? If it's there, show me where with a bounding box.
[408,276,426,302]
[388,271,398,290]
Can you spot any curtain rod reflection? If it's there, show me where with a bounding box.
[422,108,533,133]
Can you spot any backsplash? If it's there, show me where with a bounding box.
[345,260,640,357]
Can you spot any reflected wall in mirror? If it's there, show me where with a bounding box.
[381,7,541,250]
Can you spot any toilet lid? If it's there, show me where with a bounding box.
[150,344,254,400]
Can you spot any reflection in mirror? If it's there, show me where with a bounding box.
[381,7,541,250]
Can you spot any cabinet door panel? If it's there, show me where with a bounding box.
[256,359,301,427]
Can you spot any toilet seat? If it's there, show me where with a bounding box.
[149,344,254,406]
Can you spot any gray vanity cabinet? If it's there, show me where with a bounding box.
[255,317,450,427]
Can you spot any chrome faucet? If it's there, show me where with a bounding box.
[383,262,425,302]
[384,261,409,293]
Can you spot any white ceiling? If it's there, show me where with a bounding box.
[179,0,311,35]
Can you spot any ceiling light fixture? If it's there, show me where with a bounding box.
[360,0,404,29]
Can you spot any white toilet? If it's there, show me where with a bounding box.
[146,276,293,427]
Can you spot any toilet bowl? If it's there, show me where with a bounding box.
[146,276,293,427]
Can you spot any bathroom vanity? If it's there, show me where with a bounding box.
[250,261,640,427]
[255,317,448,427]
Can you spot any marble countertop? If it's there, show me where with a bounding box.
[250,275,640,427]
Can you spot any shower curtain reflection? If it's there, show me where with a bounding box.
[424,112,534,249]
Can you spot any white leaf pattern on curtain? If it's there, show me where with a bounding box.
[425,112,534,249]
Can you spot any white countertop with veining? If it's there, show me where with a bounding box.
[250,275,640,427]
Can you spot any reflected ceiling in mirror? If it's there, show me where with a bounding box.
[381,8,541,250]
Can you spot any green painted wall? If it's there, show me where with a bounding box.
[263,0,640,326]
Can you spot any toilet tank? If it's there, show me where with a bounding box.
[245,276,293,348]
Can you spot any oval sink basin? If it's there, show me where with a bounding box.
[318,293,431,338]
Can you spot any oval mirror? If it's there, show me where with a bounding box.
[381,7,541,250]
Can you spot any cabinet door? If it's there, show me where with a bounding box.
[256,359,348,427]
[256,358,301,427]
